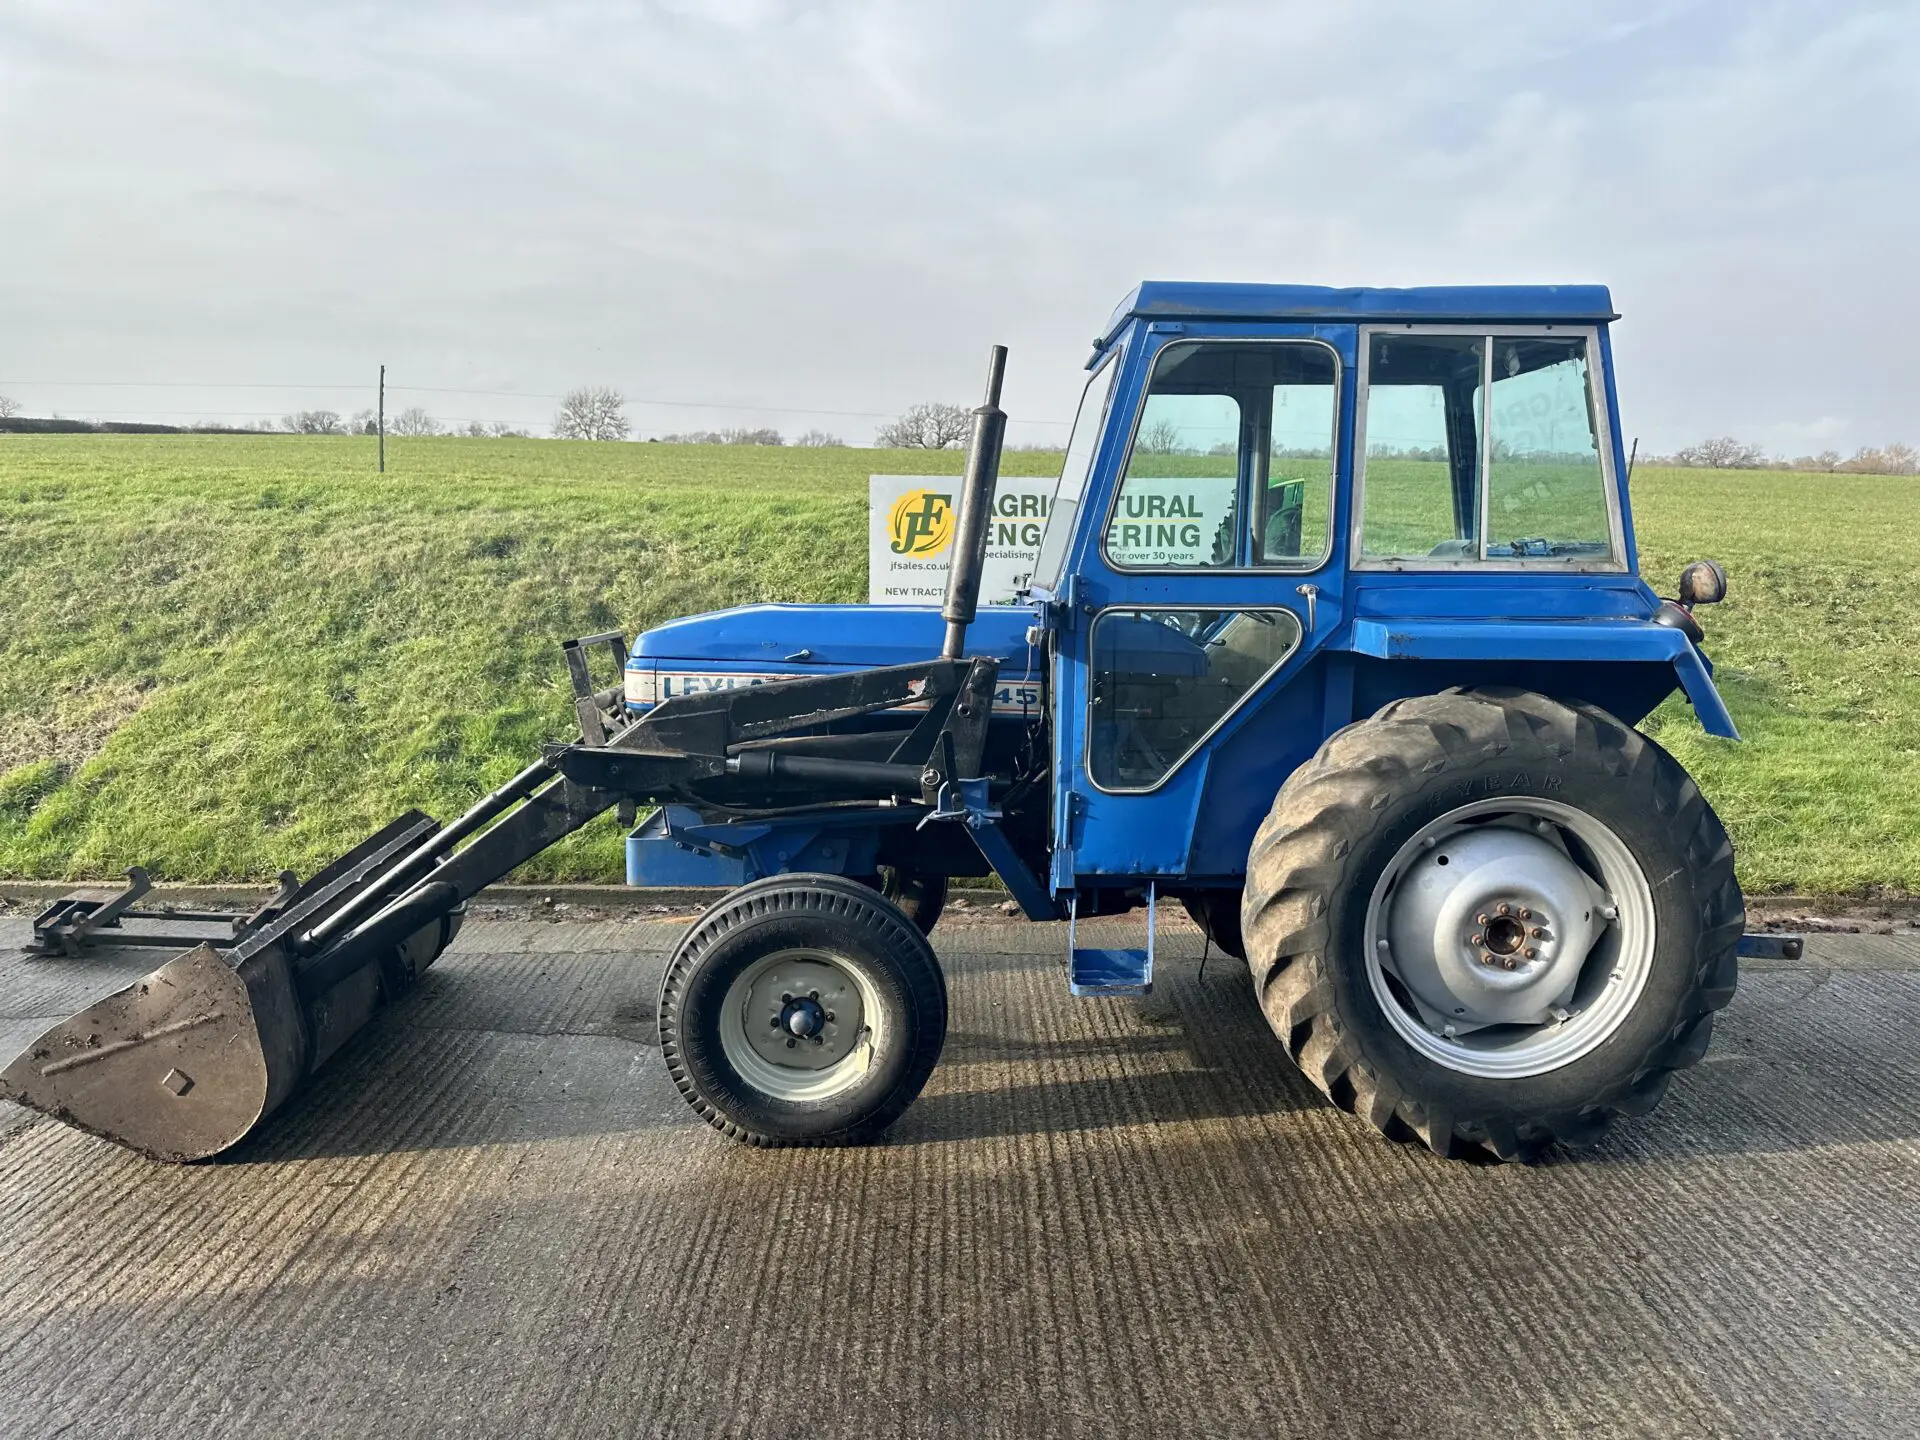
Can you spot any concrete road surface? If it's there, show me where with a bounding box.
[1,909,1918,1439]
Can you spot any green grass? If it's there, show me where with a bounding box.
[0,434,1915,894]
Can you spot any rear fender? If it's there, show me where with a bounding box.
[1344,618,1739,739]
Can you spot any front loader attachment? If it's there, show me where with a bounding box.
[3,563,1023,1162]
[0,813,471,1161]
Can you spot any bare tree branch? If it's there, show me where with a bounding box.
[553,387,630,441]
[281,410,345,435]
[1672,436,1765,469]
[876,402,973,449]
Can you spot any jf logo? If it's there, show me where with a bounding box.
[888,488,955,556]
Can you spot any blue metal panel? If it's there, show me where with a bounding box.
[1596,326,1640,573]
[625,805,890,887]
[633,603,1033,667]
[1099,282,1617,351]
[1048,319,1359,883]
[1069,884,1156,996]
[1344,616,1738,739]
[626,603,1040,715]
[1348,616,1693,662]
[1068,948,1154,997]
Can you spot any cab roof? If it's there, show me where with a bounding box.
[1099,282,1617,352]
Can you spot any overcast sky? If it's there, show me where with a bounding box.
[1,0,1914,452]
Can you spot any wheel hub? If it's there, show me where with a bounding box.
[781,996,827,1038]
[1381,822,1611,1032]
[734,955,866,1074]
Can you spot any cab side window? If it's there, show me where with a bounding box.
[1357,334,1484,561]
[1485,338,1611,557]
[1358,331,1618,565]
[1106,341,1337,570]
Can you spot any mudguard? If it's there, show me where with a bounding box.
[1345,617,1739,739]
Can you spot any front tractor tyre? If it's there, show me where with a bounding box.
[659,874,947,1147]
[1241,688,1744,1161]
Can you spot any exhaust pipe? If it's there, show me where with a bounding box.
[941,344,1008,660]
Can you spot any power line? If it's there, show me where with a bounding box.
[0,377,1073,426]
[0,379,366,390]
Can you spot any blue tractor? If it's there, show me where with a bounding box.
[4,283,1749,1164]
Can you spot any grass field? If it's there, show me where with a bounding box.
[0,433,1915,894]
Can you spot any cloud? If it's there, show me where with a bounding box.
[0,0,1913,450]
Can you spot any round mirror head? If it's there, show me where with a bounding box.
[1678,559,1727,607]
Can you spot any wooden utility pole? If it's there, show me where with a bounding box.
[378,364,386,473]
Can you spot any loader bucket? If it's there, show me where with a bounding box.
[1,812,467,1162]
[0,944,278,1162]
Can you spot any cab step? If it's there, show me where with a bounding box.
[1068,883,1156,997]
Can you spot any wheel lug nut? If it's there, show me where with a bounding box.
[782,993,793,1004]
[1496,903,1512,917]
[1470,933,1484,947]
[825,1012,836,1023]
[786,1038,797,1048]
[1530,927,1544,938]
[1520,908,1533,921]
[812,1035,824,1045]
[770,1017,781,1028]
[1476,913,1489,926]
[809,991,820,1002]
[1523,947,1537,959]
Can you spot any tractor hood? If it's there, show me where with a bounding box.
[625,603,1039,712]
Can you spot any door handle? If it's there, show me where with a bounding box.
[1295,583,1319,634]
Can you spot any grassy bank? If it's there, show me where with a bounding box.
[0,433,1915,893]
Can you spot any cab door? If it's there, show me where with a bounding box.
[1049,322,1356,889]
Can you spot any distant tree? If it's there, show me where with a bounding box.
[1838,442,1917,476]
[656,427,784,445]
[487,422,530,438]
[0,395,20,419]
[282,410,345,435]
[554,387,630,441]
[794,429,846,447]
[390,406,440,437]
[877,402,973,449]
[1789,449,1842,473]
[1673,436,1766,469]
[1138,418,1182,455]
[349,408,379,436]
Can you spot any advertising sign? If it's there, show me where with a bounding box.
[868,475,1054,605]
[868,473,1238,603]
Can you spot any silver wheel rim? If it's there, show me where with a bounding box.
[1363,798,1655,1078]
[717,948,883,1102]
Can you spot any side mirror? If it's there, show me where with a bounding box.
[1678,559,1727,608]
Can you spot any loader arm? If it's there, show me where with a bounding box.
[0,651,1003,1162]
[0,344,1024,1164]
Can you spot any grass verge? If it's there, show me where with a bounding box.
[0,434,1914,893]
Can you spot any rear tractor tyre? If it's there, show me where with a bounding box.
[1241,688,1744,1162]
[1180,891,1245,960]
[880,868,948,936]
[659,873,947,1147]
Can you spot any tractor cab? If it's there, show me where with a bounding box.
[1021,283,1736,896]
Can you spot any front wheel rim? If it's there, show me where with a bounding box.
[1363,797,1656,1079]
[716,948,886,1102]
